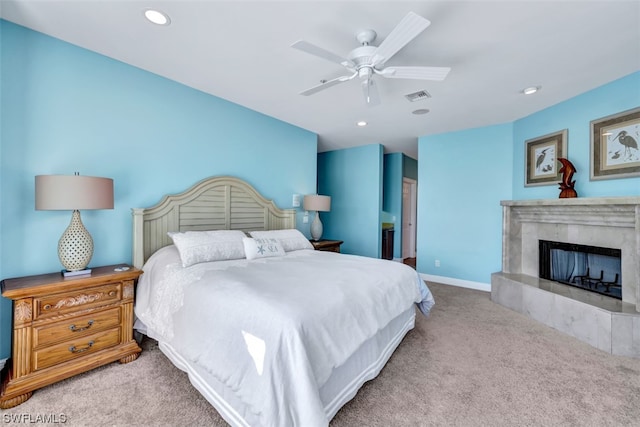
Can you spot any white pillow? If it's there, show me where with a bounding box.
[249,229,314,252]
[243,237,286,260]
[167,230,247,267]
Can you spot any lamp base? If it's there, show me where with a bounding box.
[310,211,323,241]
[58,210,94,272]
[61,268,92,278]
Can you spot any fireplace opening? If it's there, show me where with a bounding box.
[539,240,622,299]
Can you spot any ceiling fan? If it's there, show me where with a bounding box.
[291,11,451,106]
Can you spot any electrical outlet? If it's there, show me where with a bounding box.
[303,213,309,223]
[435,259,440,267]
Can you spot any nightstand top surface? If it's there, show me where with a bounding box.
[310,239,343,249]
[1,265,142,298]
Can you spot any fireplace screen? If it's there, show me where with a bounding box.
[539,240,622,299]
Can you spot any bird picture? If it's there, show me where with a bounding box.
[536,148,549,171]
[611,130,638,161]
[533,145,555,176]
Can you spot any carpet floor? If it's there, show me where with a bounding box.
[2,282,640,426]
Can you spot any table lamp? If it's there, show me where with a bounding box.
[35,173,114,276]
[303,194,331,241]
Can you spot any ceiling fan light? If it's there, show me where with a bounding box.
[144,9,171,26]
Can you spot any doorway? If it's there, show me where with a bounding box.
[402,178,417,259]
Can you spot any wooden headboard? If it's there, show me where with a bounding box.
[132,176,296,268]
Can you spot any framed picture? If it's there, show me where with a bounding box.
[590,107,640,180]
[525,129,567,186]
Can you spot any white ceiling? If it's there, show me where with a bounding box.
[2,1,639,159]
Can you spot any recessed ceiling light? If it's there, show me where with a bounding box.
[412,109,430,115]
[522,86,540,95]
[356,121,368,127]
[144,9,171,25]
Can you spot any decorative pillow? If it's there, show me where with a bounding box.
[243,237,286,260]
[249,229,314,252]
[167,230,247,267]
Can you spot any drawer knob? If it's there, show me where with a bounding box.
[69,320,94,332]
[69,341,94,354]
[43,304,52,311]
[108,291,117,297]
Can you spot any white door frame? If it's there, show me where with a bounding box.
[402,178,417,259]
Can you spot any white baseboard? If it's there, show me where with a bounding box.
[419,273,491,292]
[0,358,6,372]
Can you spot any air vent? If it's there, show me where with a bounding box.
[405,90,432,102]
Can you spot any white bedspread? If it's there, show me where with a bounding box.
[135,246,434,427]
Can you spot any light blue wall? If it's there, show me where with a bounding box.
[383,153,403,216]
[0,21,317,359]
[513,72,640,199]
[403,155,418,181]
[383,153,402,259]
[318,144,383,258]
[417,124,513,282]
[417,71,639,287]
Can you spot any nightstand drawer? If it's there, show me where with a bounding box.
[33,307,121,348]
[35,283,121,319]
[33,327,121,371]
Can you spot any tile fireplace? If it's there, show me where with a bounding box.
[491,197,640,358]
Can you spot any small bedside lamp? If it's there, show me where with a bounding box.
[35,173,114,276]
[303,194,331,241]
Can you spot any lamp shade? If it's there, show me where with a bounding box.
[35,175,114,211]
[303,195,331,212]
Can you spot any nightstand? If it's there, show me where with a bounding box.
[310,239,343,253]
[0,265,143,409]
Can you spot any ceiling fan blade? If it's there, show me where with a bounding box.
[378,66,451,81]
[362,79,381,107]
[371,12,430,67]
[291,40,354,68]
[300,73,357,96]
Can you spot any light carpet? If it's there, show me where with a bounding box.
[2,282,640,426]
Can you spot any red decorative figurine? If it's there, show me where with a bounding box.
[558,158,578,198]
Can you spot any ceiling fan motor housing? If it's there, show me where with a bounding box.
[348,45,377,69]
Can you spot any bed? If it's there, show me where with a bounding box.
[132,176,434,427]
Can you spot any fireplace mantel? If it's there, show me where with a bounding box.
[501,197,639,228]
[500,196,640,309]
[492,196,640,358]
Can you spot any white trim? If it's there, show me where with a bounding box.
[0,358,6,372]
[420,273,491,292]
